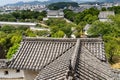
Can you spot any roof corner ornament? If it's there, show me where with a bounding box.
[66,59,76,80]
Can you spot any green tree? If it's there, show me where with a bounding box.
[52,30,65,38]
[101,7,107,11]
[6,44,19,59]
[10,35,22,44]
[25,29,36,37]
[87,15,120,63]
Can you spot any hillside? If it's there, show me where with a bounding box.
[5,0,73,6]
[48,2,79,10]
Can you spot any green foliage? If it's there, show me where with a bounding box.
[0,38,6,46]
[74,25,84,38]
[46,19,72,37]
[108,6,120,14]
[0,14,16,22]
[101,7,107,11]
[0,25,29,59]
[64,9,76,22]
[0,24,50,59]
[87,15,120,63]
[0,10,47,22]
[25,29,36,37]
[10,35,22,44]
[105,38,120,63]
[87,21,111,36]
[48,2,79,10]
[37,16,43,21]
[0,25,16,33]
[6,44,20,59]
[35,30,50,37]
[64,7,99,24]
[52,30,65,38]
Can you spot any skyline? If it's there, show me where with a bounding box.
[0,0,116,6]
[0,0,49,6]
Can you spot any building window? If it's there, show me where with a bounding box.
[16,69,20,73]
[4,71,8,75]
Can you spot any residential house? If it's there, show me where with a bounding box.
[47,10,64,18]
[0,37,120,80]
[98,11,115,22]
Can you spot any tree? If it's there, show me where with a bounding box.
[52,30,65,38]
[6,44,19,59]
[101,7,107,11]
[0,25,16,33]
[105,39,119,63]
[37,16,43,21]
[87,15,120,63]
[10,35,22,45]
[25,29,36,37]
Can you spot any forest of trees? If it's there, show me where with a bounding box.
[0,25,49,59]
[0,10,47,22]
[64,7,99,24]
[47,2,79,10]
[87,15,120,64]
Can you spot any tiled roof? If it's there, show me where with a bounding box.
[6,37,119,80]
[8,38,76,70]
[76,46,114,80]
[98,11,115,19]
[47,10,64,16]
[81,38,106,61]
[35,45,75,80]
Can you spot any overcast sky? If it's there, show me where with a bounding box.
[0,0,97,6]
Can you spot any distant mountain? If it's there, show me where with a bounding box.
[5,0,120,6]
[5,0,73,6]
[5,1,47,6]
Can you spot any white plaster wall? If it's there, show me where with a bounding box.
[99,19,110,22]
[47,15,64,18]
[24,70,38,80]
[0,69,24,78]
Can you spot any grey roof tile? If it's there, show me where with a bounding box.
[76,46,114,80]
[98,11,115,19]
[8,38,76,71]
[5,37,119,80]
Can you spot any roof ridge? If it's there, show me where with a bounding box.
[71,39,81,70]
[22,37,77,42]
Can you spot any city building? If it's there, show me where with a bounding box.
[98,11,115,22]
[47,10,64,18]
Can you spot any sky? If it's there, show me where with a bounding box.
[0,0,49,6]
